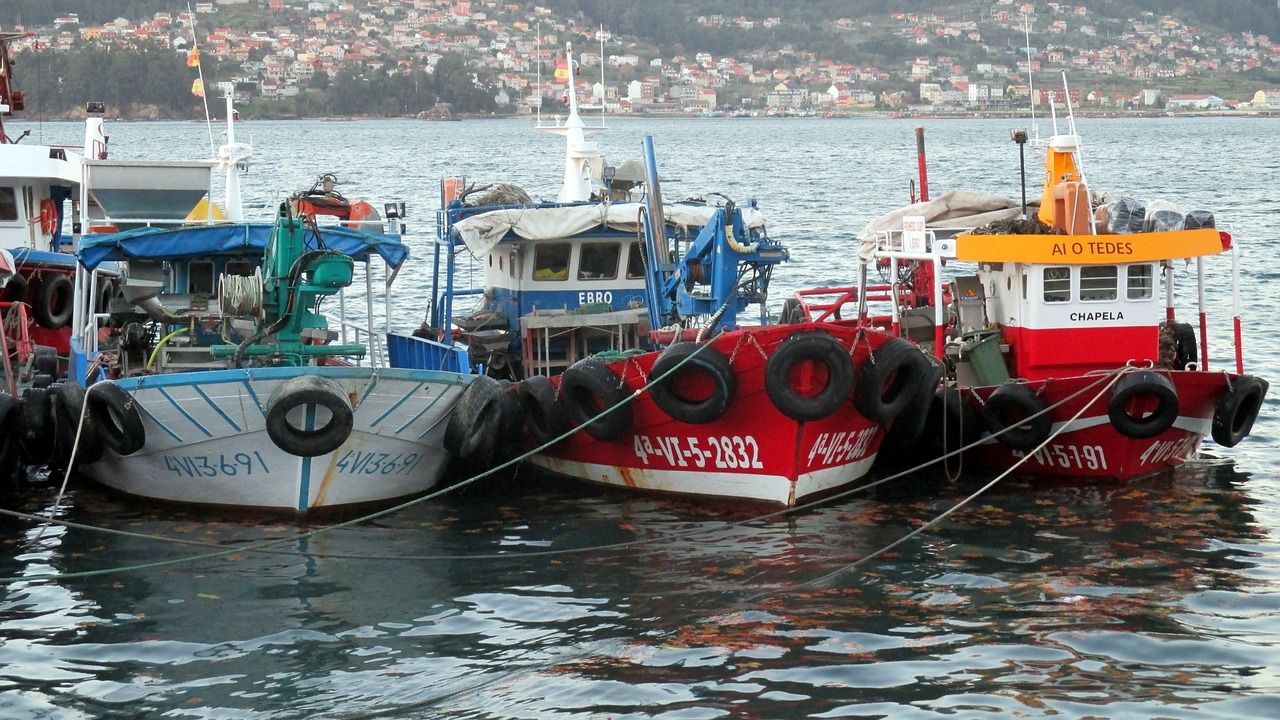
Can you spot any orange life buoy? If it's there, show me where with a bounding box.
[345,200,379,230]
[39,198,58,235]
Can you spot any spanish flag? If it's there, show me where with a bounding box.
[553,57,569,83]
[186,48,200,67]
[191,78,205,97]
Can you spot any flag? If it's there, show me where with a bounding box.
[553,57,568,83]
[191,78,205,97]
[186,48,200,67]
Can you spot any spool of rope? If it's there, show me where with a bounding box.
[219,268,264,319]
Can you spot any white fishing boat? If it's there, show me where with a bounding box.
[64,87,473,514]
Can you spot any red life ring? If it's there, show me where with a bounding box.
[39,198,58,235]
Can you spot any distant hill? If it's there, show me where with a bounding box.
[6,1,1278,59]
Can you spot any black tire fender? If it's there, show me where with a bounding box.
[650,342,736,425]
[1107,370,1179,440]
[87,382,146,456]
[518,374,564,446]
[265,375,354,457]
[1211,375,1268,448]
[880,355,944,453]
[1172,322,1198,370]
[0,393,19,479]
[33,274,73,329]
[982,381,1052,451]
[854,338,929,423]
[560,358,631,441]
[53,382,104,465]
[444,375,507,458]
[764,331,854,422]
[1,272,28,303]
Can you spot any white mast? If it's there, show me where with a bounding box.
[536,43,604,203]
[215,82,252,221]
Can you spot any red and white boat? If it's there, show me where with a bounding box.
[519,138,925,505]
[821,118,1267,481]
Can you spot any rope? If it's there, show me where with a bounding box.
[219,268,262,317]
[32,387,94,543]
[0,338,727,582]
[796,364,1136,590]
[0,360,1140,578]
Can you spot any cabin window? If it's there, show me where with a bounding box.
[1043,266,1070,303]
[509,252,517,279]
[0,187,17,221]
[578,242,620,280]
[225,260,254,277]
[1079,265,1118,302]
[532,242,570,281]
[627,241,646,279]
[189,260,215,294]
[1126,264,1154,300]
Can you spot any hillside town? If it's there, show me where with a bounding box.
[6,0,1280,116]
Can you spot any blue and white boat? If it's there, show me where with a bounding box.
[416,43,767,381]
[65,90,472,514]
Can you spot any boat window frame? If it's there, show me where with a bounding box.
[531,241,571,281]
[1079,264,1118,302]
[0,186,17,222]
[626,241,646,279]
[1042,266,1071,303]
[1125,263,1155,301]
[578,241,621,281]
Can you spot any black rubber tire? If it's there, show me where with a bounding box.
[779,297,805,324]
[444,375,506,458]
[1108,371,1179,440]
[33,274,73,329]
[764,331,854,422]
[982,381,1052,451]
[22,386,49,441]
[87,382,146,456]
[650,342,736,425]
[265,375,354,457]
[854,338,929,423]
[1,272,28,303]
[880,355,944,454]
[96,279,117,316]
[1211,375,1268,448]
[1172,322,1198,370]
[518,374,564,446]
[560,358,631,441]
[0,393,19,483]
[53,382,104,465]
[33,345,58,376]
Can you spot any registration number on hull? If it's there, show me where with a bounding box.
[1012,443,1109,471]
[633,435,765,470]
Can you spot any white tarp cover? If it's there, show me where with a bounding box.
[451,202,767,257]
[856,189,1024,261]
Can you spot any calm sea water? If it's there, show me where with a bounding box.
[2,115,1279,719]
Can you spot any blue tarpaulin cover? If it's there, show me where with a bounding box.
[77,223,409,270]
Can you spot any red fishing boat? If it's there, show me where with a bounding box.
[807,116,1267,481]
[518,137,926,505]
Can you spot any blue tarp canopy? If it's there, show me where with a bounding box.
[76,223,410,270]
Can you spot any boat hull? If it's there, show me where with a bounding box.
[963,370,1237,480]
[531,323,897,506]
[80,366,470,513]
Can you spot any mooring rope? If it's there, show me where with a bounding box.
[0,337,727,582]
[0,360,1139,580]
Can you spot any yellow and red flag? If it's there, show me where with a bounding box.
[191,78,205,97]
[186,47,200,67]
[553,57,569,83]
